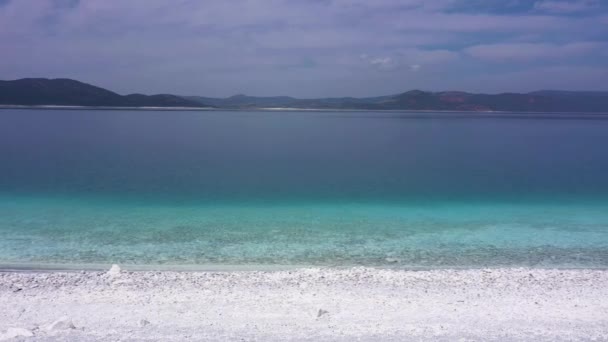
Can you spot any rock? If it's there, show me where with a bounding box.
[385,257,400,263]
[138,319,150,327]
[24,324,39,332]
[0,328,34,340]
[44,317,76,331]
[11,283,23,293]
[106,264,122,277]
[317,309,329,318]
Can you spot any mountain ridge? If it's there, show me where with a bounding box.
[187,89,608,112]
[1,78,608,112]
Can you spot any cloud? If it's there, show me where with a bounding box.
[463,66,608,92]
[534,0,600,13]
[390,12,592,33]
[399,48,459,65]
[360,54,398,71]
[465,42,607,62]
[360,49,458,72]
[0,0,606,96]
[369,57,396,69]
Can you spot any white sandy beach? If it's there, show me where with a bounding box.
[1,267,607,341]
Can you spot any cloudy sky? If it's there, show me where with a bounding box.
[1,0,607,97]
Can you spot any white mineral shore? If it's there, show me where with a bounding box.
[1,267,607,341]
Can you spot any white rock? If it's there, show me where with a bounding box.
[0,328,34,340]
[385,257,400,263]
[44,317,76,331]
[107,264,122,277]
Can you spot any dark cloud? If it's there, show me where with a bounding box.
[534,0,601,13]
[0,0,606,96]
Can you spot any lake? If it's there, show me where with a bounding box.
[1,109,608,269]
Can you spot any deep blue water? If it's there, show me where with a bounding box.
[1,109,608,268]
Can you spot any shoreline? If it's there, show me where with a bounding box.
[2,105,608,115]
[2,267,607,341]
[3,262,608,273]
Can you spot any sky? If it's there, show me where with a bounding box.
[1,0,607,97]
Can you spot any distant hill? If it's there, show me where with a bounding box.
[2,78,607,112]
[188,90,608,112]
[0,78,208,107]
[192,94,299,108]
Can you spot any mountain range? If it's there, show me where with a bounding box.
[2,78,608,112]
[187,90,608,112]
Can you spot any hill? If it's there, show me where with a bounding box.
[0,78,208,108]
[188,90,608,112]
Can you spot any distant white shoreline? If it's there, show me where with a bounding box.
[1,104,608,115]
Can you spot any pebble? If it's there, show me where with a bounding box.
[317,309,329,318]
[138,319,150,327]
[107,264,122,277]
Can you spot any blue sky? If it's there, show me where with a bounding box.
[1,0,607,97]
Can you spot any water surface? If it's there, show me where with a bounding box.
[1,109,608,268]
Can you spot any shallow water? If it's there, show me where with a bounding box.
[1,109,608,268]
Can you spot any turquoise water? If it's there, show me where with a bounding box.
[1,110,608,268]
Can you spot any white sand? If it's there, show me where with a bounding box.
[1,267,607,341]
